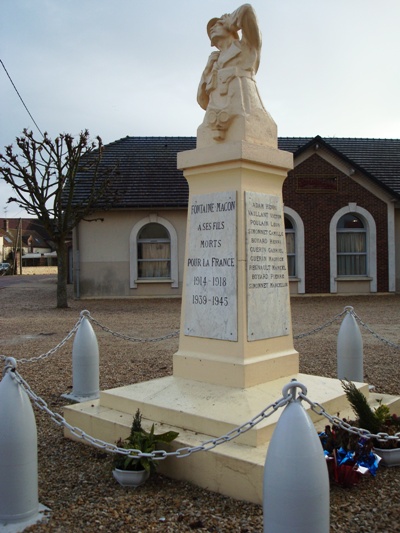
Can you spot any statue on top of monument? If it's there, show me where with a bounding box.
[196,4,277,148]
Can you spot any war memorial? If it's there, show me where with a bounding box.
[63,4,378,504]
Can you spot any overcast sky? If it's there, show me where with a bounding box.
[1,0,400,218]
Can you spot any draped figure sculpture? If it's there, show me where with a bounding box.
[197,4,277,148]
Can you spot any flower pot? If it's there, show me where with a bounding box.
[112,468,150,487]
[327,459,361,488]
[373,447,400,467]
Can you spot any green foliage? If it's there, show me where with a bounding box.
[113,409,179,473]
[341,381,400,450]
[341,380,382,434]
[374,400,391,425]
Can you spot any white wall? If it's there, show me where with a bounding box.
[75,209,187,298]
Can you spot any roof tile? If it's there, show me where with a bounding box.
[73,136,400,208]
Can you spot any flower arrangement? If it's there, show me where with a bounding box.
[318,379,400,477]
[319,422,379,488]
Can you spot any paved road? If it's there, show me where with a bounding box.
[0,274,57,288]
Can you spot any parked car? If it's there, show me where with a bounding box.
[0,263,11,274]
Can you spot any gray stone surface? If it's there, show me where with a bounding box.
[184,191,237,341]
[245,191,290,340]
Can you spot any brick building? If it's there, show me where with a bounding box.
[71,136,400,298]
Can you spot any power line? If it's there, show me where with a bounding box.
[1,58,44,138]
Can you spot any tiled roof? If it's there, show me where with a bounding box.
[73,136,400,208]
[279,136,400,198]
[0,219,54,245]
[74,137,195,209]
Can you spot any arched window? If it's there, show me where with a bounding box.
[285,217,296,277]
[137,223,171,279]
[283,207,305,293]
[329,204,376,293]
[337,214,366,275]
[130,215,179,289]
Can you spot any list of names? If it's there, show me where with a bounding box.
[245,191,290,340]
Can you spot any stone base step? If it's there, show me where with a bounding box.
[63,373,381,503]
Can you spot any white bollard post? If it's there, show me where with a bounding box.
[0,358,49,529]
[337,306,363,382]
[63,313,100,402]
[263,381,329,533]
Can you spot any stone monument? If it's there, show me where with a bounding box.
[174,3,298,388]
[196,4,277,147]
[63,4,357,503]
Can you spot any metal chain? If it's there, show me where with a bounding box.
[293,310,346,340]
[299,392,400,444]
[2,306,397,368]
[0,315,84,364]
[351,309,400,351]
[0,309,179,364]
[4,365,399,462]
[294,306,400,352]
[84,311,179,343]
[0,308,347,362]
[9,366,290,460]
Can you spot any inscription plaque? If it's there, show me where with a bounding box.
[184,191,237,341]
[245,191,290,340]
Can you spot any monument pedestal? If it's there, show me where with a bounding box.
[174,141,298,388]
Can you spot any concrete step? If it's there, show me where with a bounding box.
[72,373,368,447]
[369,392,400,414]
[63,372,379,503]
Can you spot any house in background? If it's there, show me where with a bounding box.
[0,218,57,269]
[70,135,400,298]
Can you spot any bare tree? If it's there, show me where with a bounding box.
[0,129,114,308]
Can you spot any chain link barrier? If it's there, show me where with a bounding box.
[299,391,400,446]
[1,306,398,366]
[87,306,400,350]
[0,315,84,365]
[3,362,399,462]
[351,309,400,350]
[0,309,179,365]
[294,306,400,351]
[293,310,347,340]
[7,362,291,460]
[84,311,179,344]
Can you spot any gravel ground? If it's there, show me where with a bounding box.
[0,275,399,532]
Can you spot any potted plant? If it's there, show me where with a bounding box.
[113,409,179,487]
[341,380,400,467]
